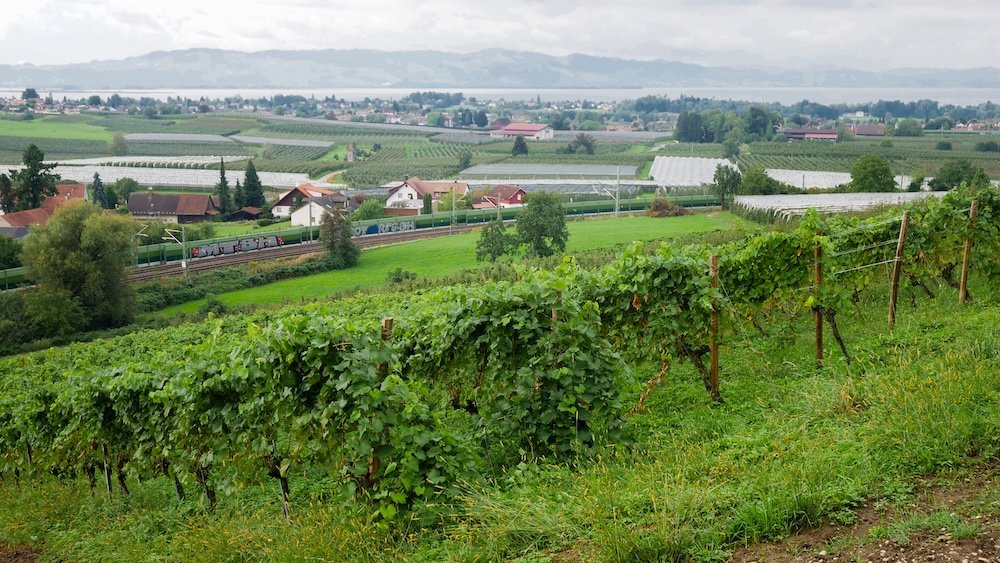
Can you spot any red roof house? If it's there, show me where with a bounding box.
[0,184,88,233]
[472,185,528,209]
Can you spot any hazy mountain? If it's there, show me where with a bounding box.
[2,48,1000,89]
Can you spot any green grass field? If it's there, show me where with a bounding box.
[0,115,113,142]
[208,220,293,237]
[159,213,741,315]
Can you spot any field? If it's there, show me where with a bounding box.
[741,133,1000,177]
[0,115,113,141]
[1,187,998,561]
[159,213,743,315]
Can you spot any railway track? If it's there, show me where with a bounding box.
[129,224,479,282]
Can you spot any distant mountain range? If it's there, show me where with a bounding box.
[2,48,1000,90]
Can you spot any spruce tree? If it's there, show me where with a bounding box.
[242,160,265,208]
[233,179,245,209]
[214,157,231,213]
[90,172,107,209]
[512,135,529,156]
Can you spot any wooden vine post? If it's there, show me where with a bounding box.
[814,233,823,369]
[959,200,979,305]
[367,316,394,484]
[708,256,721,402]
[887,212,910,329]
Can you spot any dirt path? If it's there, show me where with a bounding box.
[731,464,1000,562]
[0,548,39,562]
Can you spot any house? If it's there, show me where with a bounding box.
[290,194,358,227]
[384,177,469,216]
[471,185,527,209]
[489,123,554,140]
[127,192,221,223]
[271,183,336,218]
[228,207,262,221]
[850,124,885,137]
[782,128,839,141]
[345,144,357,163]
[489,118,511,131]
[0,184,88,237]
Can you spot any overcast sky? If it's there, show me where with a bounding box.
[1,0,994,69]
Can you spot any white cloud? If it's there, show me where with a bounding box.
[0,0,998,69]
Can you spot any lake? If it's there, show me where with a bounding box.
[3,87,1000,106]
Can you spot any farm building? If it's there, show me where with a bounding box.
[271,184,337,218]
[290,194,358,227]
[127,192,221,223]
[0,184,88,238]
[385,177,469,216]
[472,185,527,209]
[782,128,839,141]
[489,123,554,140]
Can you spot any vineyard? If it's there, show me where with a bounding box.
[742,138,1000,177]
[1,184,996,519]
[126,140,251,157]
[95,115,261,136]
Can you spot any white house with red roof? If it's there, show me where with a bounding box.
[271,183,336,218]
[471,185,527,210]
[384,177,469,216]
[489,123,554,140]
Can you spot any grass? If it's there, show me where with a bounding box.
[2,273,998,561]
[209,220,293,237]
[0,115,113,142]
[158,213,742,315]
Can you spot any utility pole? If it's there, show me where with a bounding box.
[163,225,188,283]
[615,166,620,217]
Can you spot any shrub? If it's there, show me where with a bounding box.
[645,198,690,217]
[386,267,417,284]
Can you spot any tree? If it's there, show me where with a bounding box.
[21,88,39,100]
[476,219,516,262]
[319,211,360,269]
[233,179,245,209]
[516,192,568,258]
[571,133,596,155]
[457,149,472,170]
[215,158,232,213]
[422,193,433,215]
[111,177,140,205]
[90,172,107,209]
[890,118,923,137]
[0,144,60,212]
[21,201,136,329]
[675,112,705,143]
[712,164,743,208]
[0,236,21,269]
[512,135,529,156]
[438,189,468,212]
[110,132,128,156]
[929,159,988,191]
[474,110,489,128]
[850,154,896,192]
[353,198,385,221]
[87,95,102,107]
[242,160,266,208]
[741,166,783,195]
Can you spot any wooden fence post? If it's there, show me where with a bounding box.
[959,201,979,305]
[888,212,911,329]
[814,233,823,369]
[709,256,721,402]
[381,317,394,342]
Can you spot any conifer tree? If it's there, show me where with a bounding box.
[242,160,266,208]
